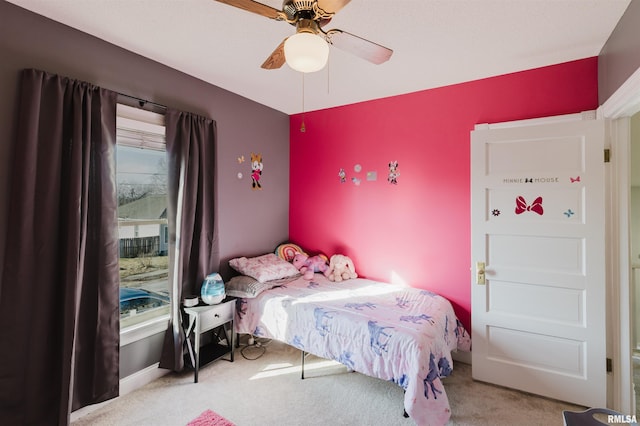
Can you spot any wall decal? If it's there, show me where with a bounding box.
[570,176,581,183]
[388,161,399,185]
[236,155,245,179]
[338,168,347,183]
[366,171,377,181]
[492,209,501,216]
[354,164,362,173]
[352,177,361,186]
[564,209,575,218]
[503,177,559,184]
[251,152,263,190]
[515,196,543,215]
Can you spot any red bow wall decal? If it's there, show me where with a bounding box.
[515,196,544,215]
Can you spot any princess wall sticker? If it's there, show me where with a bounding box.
[388,161,399,185]
[251,152,263,190]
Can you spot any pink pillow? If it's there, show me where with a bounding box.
[229,253,300,282]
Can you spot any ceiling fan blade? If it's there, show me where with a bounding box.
[325,30,393,65]
[261,39,287,70]
[215,0,284,20]
[317,0,351,15]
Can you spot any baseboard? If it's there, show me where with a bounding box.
[453,350,471,365]
[120,362,170,395]
[70,363,170,422]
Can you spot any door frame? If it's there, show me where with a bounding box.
[600,65,640,414]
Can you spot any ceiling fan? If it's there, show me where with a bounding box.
[215,0,393,72]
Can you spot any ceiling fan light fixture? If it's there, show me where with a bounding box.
[284,32,329,73]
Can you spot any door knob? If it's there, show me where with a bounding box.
[476,261,486,285]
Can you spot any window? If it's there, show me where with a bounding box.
[116,104,169,329]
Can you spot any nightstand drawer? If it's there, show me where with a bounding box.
[199,301,234,332]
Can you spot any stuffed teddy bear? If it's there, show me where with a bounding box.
[327,254,358,282]
[292,251,329,280]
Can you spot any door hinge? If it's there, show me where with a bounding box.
[604,149,611,163]
[607,357,613,373]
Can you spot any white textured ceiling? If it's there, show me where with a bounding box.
[5,0,632,114]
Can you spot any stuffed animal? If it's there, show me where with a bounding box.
[292,252,329,280]
[327,254,358,282]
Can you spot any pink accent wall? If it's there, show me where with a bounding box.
[289,58,598,330]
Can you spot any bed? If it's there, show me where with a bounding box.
[227,254,470,426]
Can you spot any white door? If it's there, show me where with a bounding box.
[471,114,607,408]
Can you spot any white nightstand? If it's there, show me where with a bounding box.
[183,297,235,383]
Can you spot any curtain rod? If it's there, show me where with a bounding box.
[117,92,167,111]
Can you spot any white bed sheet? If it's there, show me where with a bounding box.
[235,274,470,426]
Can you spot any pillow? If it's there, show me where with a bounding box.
[229,253,300,282]
[275,242,306,262]
[225,275,298,298]
[225,275,274,298]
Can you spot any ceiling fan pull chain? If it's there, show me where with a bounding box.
[327,54,330,94]
[300,72,306,133]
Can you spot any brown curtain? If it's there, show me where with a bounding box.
[159,109,219,371]
[0,69,119,424]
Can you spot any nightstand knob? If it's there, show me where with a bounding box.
[215,313,220,318]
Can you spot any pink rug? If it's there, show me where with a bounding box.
[187,409,236,426]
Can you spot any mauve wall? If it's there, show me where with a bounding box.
[289,58,599,330]
[599,0,640,104]
[0,1,290,281]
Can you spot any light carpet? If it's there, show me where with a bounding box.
[72,338,585,426]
